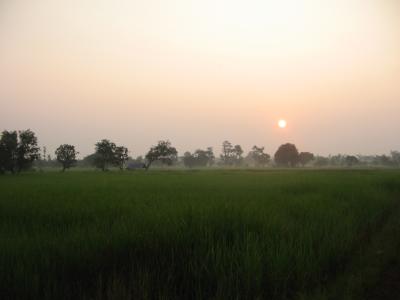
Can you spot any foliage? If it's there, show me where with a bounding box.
[183,148,215,168]
[391,151,400,166]
[299,152,315,166]
[247,145,270,167]
[114,146,129,170]
[94,139,116,171]
[0,131,18,173]
[220,141,244,166]
[55,144,78,171]
[92,140,129,171]
[80,153,98,167]
[0,130,39,173]
[145,140,178,170]
[274,143,299,167]
[345,155,359,167]
[16,130,40,172]
[314,156,330,167]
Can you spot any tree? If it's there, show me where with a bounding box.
[195,148,215,167]
[374,155,392,167]
[55,144,78,171]
[274,143,299,167]
[329,154,345,166]
[391,151,400,166]
[233,145,244,166]
[16,130,40,172]
[220,141,243,166]
[314,156,329,167]
[94,139,116,171]
[114,146,129,170]
[183,148,215,168]
[220,140,234,165]
[0,131,18,173]
[205,147,215,166]
[298,152,314,166]
[248,146,270,167]
[345,155,359,167]
[183,151,196,168]
[145,140,178,170]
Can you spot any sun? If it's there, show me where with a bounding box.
[278,119,287,128]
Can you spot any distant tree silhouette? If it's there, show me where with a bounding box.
[94,139,116,171]
[298,152,314,166]
[274,143,299,167]
[391,151,400,166]
[248,146,270,167]
[80,154,93,165]
[0,129,40,173]
[345,155,359,167]
[145,140,177,170]
[183,151,196,168]
[329,154,345,166]
[221,140,234,165]
[314,156,329,167]
[114,146,129,170]
[220,141,243,166]
[15,130,40,172]
[233,145,244,166]
[0,131,18,173]
[183,148,215,168]
[55,144,78,171]
[374,155,392,166]
[205,147,215,166]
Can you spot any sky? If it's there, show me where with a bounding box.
[1,0,399,158]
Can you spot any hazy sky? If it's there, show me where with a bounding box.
[1,0,399,157]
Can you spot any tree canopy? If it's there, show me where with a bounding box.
[145,140,177,170]
[183,148,215,168]
[248,146,271,167]
[274,143,299,167]
[298,152,314,166]
[55,144,78,171]
[0,130,40,173]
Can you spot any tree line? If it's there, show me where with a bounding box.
[1,129,399,173]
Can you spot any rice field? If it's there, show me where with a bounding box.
[1,170,399,299]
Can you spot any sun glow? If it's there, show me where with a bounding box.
[278,120,287,128]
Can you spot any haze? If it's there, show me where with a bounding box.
[1,0,399,157]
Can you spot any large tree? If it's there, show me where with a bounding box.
[274,143,299,167]
[145,140,177,170]
[94,139,116,171]
[248,146,270,167]
[55,144,78,171]
[0,131,18,173]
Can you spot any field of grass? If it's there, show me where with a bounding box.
[1,170,400,300]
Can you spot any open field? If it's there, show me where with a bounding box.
[1,170,400,300]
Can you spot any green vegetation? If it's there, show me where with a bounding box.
[1,170,400,299]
